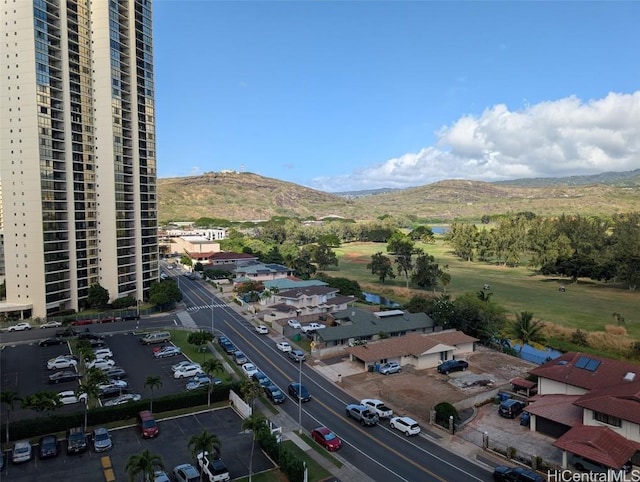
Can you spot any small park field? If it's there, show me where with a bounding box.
[332,240,640,343]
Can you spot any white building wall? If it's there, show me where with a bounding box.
[538,378,589,396]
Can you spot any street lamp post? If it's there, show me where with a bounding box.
[298,358,303,434]
[211,296,215,337]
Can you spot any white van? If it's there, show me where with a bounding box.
[141,332,171,345]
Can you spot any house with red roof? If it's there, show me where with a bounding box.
[525,352,640,470]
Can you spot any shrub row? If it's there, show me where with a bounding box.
[2,383,238,442]
[256,424,304,482]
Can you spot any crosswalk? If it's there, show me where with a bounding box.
[185,303,228,312]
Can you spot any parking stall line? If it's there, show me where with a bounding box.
[100,455,116,482]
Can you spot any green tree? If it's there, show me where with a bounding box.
[144,376,163,412]
[180,253,193,267]
[22,391,62,413]
[188,430,221,480]
[312,242,339,270]
[367,252,396,283]
[149,279,182,309]
[446,222,477,261]
[87,283,109,309]
[1,390,22,444]
[386,233,418,288]
[201,358,223,407]
[509,311,546,354]
[411,252,441,290]
[408,225,435,243]
[404,295,434,314]
[262,246,285,264]
[290,250,316,279]
[126,449,164,482]
[241,413,268,482]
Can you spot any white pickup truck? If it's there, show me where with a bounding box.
[300,322,326,333]
[196,451,230,482]
[360,398,394,419]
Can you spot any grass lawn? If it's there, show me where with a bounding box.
[332,240,640,339]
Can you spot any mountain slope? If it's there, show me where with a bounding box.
[157,171,640,222]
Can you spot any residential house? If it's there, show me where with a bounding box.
[345,330,478,371]
[233,262,296,284]
[266,286,356,322]
[525,352,640,469]
[312,308,435,357]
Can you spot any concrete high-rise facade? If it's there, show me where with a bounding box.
[0,0,158,318]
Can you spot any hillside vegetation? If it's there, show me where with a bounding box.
[157,170,640,222]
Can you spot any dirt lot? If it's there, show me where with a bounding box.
[339,346,537,423]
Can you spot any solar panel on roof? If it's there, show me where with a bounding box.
[585,359,601,371]
[575,356,590,369]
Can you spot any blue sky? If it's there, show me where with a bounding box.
[154,1,640,192]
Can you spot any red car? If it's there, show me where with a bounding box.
[311,426,342,451]
[72,319,93,326]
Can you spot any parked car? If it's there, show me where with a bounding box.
[346,404,379,426]
[232,351,248,365]
[8,322,32,332]
[171,361,201,372]
[196,451,230,482]
[390,416,420,436]
[90,339,107,348]
[498,399,526,419]
[276,341,292,352]
[92,427,112,452]
[221,342,237,355]
[99,383,128,398]
[103,367,127,380]
[288,382,311,402]
[379,362,401,375]
[72,319,94,326]
[186,377,213,391]
[12,440,32,463]
[437,359,469,374]
[38,434,58,459]
[241,362,258,378]
[301,322,326,333]
[92,348,113,359]
[48,370,82,384]
[311,426,342,451]
[47,357,78,370]
[255,324,269,334]
[174,365,204,379]
[264,384,286,404]
[77,330,104,340]
[58,390,88,405]
[103,393,141,406]
[154,346,181,358]
[39,337,67,347]
[87,358,116,370]
[55,327,80,338]
[153,471,171,482]
[66,427,88,454]
[288,349,306,362]
[360,399,393,419]
[252,371,271,387]
[137,410,159,438]
[174,463,200,482]
[287,319,301,329]
[40,320,62,329]
[493,465,545,482]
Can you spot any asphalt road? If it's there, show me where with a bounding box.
[177,271,494,482]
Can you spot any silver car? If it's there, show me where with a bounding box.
[92,427,112,452]
[12,440,32,463]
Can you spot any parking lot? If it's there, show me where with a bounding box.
[1,408,274,481]
[1,330,212,422]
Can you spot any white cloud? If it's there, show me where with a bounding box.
[312,91,640,192]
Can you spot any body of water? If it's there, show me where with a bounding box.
[432,226,449,235]
[362,292,401,308]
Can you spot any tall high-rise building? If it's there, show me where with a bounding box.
[0,0,158,318]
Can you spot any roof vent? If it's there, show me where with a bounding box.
[556,360,569,365]
[624,372,636,382]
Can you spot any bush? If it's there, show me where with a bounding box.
[434,401,458,427]
[570,329,589,346]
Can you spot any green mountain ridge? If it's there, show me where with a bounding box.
[157,170,640,222]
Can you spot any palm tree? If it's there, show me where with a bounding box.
[476,290,493,302]
[1,390,22,444]
[201,358,222,407]
[509,311,546,354]
[76,380,100,431]
[241,413,267,482]
[126,449,164,482]
[188,430,221,481]
[144,376,163,412]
